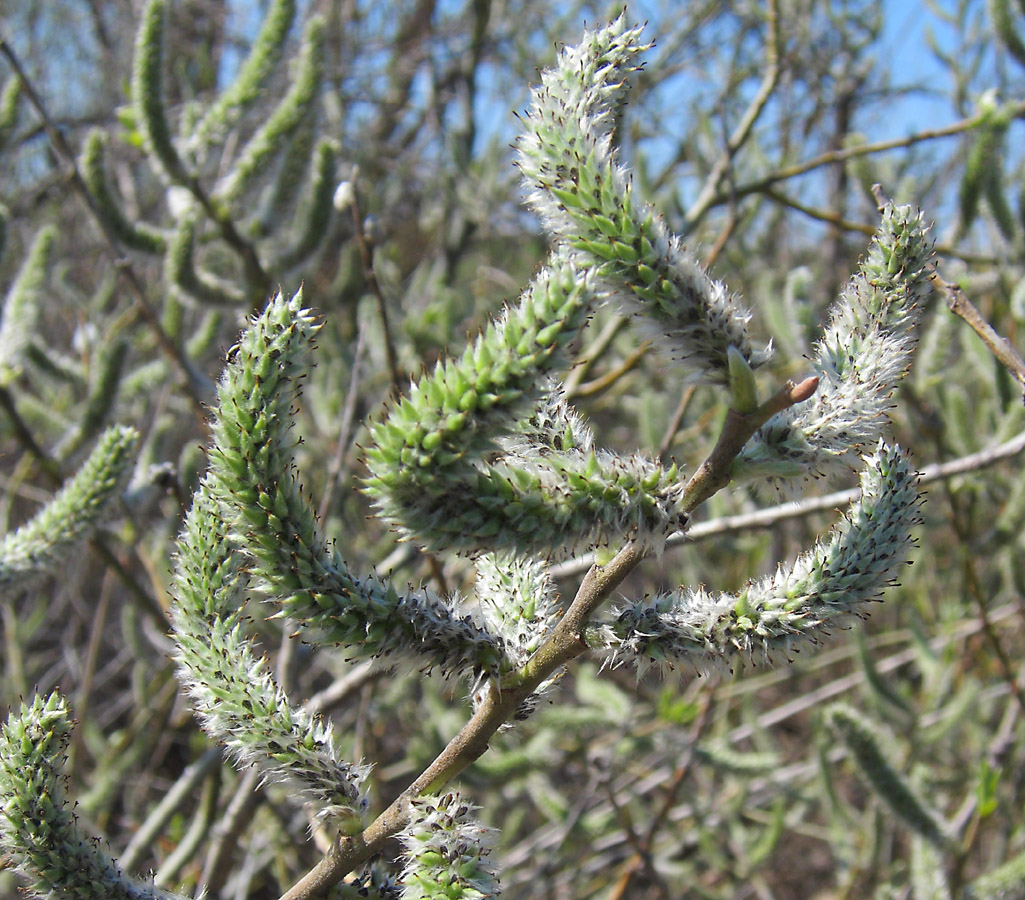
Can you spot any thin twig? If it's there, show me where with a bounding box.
[564,315,627,397]
[121,746,223,873]
[658,385,696,464]
[154,765,221,886]
[684,0,782,226]
[607,693,713,900]
[763,186,876,235]
[345,184,449,591]
[930,270,1025,401]
[768,187,1003,264]
[570,340,650,398]
[306,661,382,715]
[701,207,740,268]
[349,185,402,392]
[68,569,114,781]
[687,97,1025,228]
[318,313,369,521]
[199,769,264,896]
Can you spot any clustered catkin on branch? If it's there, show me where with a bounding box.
[363,14,775,558]
[363,248,689,558]
[0,226,53,386]
[0,13,935,900]
[204,291,507,679]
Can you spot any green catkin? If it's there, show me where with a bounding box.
[204,290,507,678]
[192,0,297,149]
[0,693,190,900]
[171,480,370,827]
[825,705,953,852]
[166,213,246,305]
[989,0,1025,68]
[736,203,933,490]
[131,0,191,184]
[216,16,325,205]
[398,793,499,899]
[81,130,167,253]
[74,338,130,451]
[256,115,316,236]
[0,226,55,386]
[516,14,768,385]
[270,137,338,271]
[596,443,920,676]
[0,78,21,151]
[0,426,138,594]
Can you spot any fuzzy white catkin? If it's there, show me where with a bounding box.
[736,204,934,491]
[596,442,920,676]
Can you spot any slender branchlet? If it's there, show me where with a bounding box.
[516,14,769,384]
[215,16,325,205]
[397,793,500,899]
[363,249,687,557]
[191,0,297,150]
[131,0,191,184]
[592,443,921,676]
[0,692,188,900]
[166,212,247,305]
[0,225,54,385]
[735,203,934,490]
[824,704,954,852]
[0,425,138,594]
[203,290,507,679]
[81,130,167,254]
